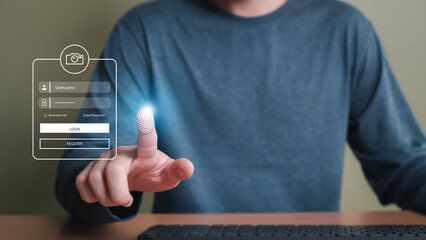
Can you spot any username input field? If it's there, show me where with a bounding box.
[38,82,111,93]
[40,123,110,133]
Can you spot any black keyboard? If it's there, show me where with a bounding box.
[139,225,426,239]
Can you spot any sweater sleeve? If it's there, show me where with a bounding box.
[347,23,426,213]
[55,9,153,224]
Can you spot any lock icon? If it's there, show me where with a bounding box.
[41,99,48,108]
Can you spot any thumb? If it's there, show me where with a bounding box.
[163,158,195,187]
[136,107,158,159]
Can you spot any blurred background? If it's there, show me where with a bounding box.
[0,0,425,214]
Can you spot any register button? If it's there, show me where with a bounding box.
[39,138,110,150]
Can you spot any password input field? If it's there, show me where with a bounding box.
[38,97,111,109]
[40,123,110,133]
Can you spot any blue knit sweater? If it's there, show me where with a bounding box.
[56,0,426,224]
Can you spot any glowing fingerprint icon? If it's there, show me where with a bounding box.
[137,107,154,134]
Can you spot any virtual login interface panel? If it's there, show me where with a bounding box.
[32,45,117,160]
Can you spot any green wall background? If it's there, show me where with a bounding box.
[0,0,425,214]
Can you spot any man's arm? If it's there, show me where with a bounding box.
[55,10,193,224]
[55,13,149,223]
[347,22,426,213]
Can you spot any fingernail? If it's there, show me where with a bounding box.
[137,107,154,134]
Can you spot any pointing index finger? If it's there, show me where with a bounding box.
[136,107,158,159]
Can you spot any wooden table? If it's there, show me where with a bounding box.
[1,211,425,239]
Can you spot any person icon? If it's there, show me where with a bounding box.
[42,85,47,91]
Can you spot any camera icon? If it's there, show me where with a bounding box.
[65,53,84,66]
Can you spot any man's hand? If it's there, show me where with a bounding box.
[75,107,194,207]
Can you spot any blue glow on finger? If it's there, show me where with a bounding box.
[137,106,155,134]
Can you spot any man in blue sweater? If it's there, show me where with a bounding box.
[56,0,426,224]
